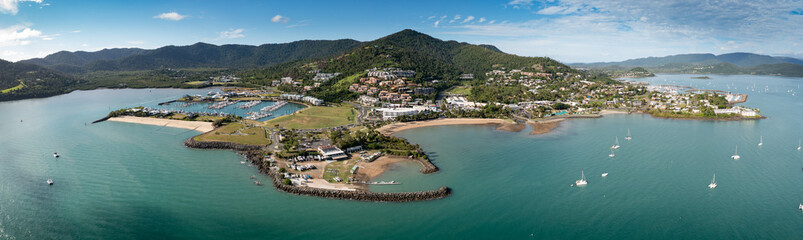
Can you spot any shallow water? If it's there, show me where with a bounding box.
[1,75,802,239]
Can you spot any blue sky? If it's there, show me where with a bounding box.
[1,0,802,63]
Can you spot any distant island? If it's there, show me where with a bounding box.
[571,52,803,77]
[691,76,711,79]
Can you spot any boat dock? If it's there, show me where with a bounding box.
[261,101,287,112]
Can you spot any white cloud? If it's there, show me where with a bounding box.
[271,15,289,23]
[218,28,245,39]
[449,14,461,23]
[478,17,486,23]
[154,12,187,21]
[71,30,81,33]
[427,15,436,20]
[508,0,534,6]
[489,20,496,24]
[0,0,42,15]
[462,16,475,24]
[433,15,446,28]
[286,20,310,28]
[0,24,42,47]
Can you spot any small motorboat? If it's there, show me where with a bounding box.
[601,173,609,177]
[46,179,54,185]
[249,175,255,179]
[799,204,803,211]
[253,181,262,186]
[53,152,59,158]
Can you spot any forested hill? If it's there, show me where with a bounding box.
[242,29,578,102]
[20,39,362,73]
[0,59,78,101]
[247,29,572,81]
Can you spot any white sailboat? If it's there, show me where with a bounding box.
[624,129,632,140]
[611,137,621,149]
[731,145,741,160]
[708,174,717,189]
[758,136,763,147]
[608,149,615,158]
[575,171,587,186]
[797,139,801,151]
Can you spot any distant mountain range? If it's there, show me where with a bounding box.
[571,53,803,77]
[20,40,362,73]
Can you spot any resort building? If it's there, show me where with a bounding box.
[317,145,349,160]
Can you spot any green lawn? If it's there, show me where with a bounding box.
[1,80,25,93]
[447,86,472,95]
[194,122,271,145]
[265,105,356,129]
[322,160,356,183]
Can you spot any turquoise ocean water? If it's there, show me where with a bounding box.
[1,75,802,239]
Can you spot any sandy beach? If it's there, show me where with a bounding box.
[377,118,517,135]
[600,109,630,115]
[108,116,215,132]
[355,156,413,180]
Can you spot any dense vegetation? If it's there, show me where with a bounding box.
[329,129,427,159]
[0,60,79,101]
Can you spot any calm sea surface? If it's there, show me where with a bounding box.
[1,75,802,239]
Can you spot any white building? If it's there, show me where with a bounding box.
[375,106,431,120]
[317,145,348,160]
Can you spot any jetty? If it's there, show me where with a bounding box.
[245,111,272,120]
[208,100,239,110]
[237,100,261,109]
[261,101,287,112]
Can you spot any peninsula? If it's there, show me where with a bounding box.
[87,30,764,202]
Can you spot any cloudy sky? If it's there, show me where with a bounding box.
[1,0,802,63]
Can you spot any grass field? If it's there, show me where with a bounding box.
[194,122,271,145]
[184,81,209,85]
[264,105,356,129]
[446,86,472,95]
[1,80,25,93]
[322,159,356,183]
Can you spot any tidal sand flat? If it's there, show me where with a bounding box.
[108,116,215,132]
[377,118,519,135]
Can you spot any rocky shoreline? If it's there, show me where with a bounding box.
[184,137,263,151]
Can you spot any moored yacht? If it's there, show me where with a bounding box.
[608,149,615,158]
[731,146,741,160]
[797,139,801,151]
[575,171,588,186]
[708,174,717,189]
[624,129,632,140]
[601,173,608,177]
[53,152,59,158]
[758,136,763,147]
[611,137,620,149]
[46,179,54,185]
